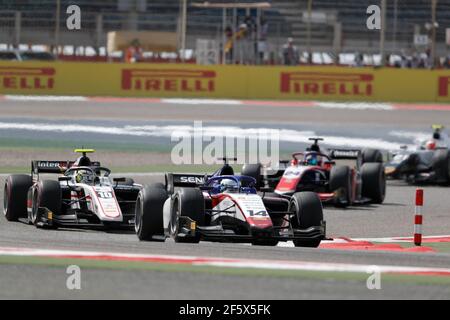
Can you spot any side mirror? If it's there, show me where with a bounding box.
[260,187,274,193]
[324,161,336,165]
[113,177,126,183]
[199,186,214,191]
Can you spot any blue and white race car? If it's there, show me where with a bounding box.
[135,160,326,247]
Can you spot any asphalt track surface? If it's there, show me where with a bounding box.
[1,99,450,126]
[1,99,450,299]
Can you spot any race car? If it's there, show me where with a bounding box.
[241,138,386,207]
[3,149,140,229]
[385,125,450,185]
[134,159,326,247]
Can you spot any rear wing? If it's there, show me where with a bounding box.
[31,160,101,174]
[165,173,210,194]
[328,149,361,160]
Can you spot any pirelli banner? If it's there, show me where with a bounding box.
[0,61,449,102]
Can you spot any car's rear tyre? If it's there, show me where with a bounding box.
[31,180,61,227]
[3,174,32,221]
[362,149,383,164]
[289,192,323,248]
[151,182,166,189]
[431,149,450,184]
[329,166,352,207]
[122,178,135,186]
[241,163,263,188]
[170,188,205,243]
[135,184,168,241]
[361,163,386,204]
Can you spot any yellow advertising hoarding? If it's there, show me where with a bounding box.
[0,61,449,102]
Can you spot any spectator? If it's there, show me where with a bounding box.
[124,39,142,63]
[257,18,269,64]
[244,15,254,33]
[282,38,299,66]
[399,54,409,68]
[354,52,364,67]
[424,49,432,69]
[234,23,252,64]
[224,26,234,63]
[443,55,450,69]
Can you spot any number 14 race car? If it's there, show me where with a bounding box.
[135,160,326,247]
[3,149,141,229]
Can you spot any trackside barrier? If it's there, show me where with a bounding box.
[414,188,424,246]
[0,61,449,102]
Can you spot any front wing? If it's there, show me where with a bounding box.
[32,207,135,230]
[176,216,326,243]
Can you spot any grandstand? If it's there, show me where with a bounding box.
[0,0,449,64]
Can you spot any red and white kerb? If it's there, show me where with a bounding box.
[414,189,424,246]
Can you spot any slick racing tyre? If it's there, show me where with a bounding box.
[122,178,135,186]
[241,163,263,188]
[329,165,353,207]
[361,163,386,204]
[150,182,166,189]
[431,149,450,184]
[170,188,205,243]
[135,184,168,241]
[362,149,383,164]
[289,192,323,248]
[31,180,61,227]
[3,174,32,221]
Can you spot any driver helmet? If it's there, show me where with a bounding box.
[219,178,238,193]
[306,153,318,166]
[75,169,94,184]
[425,140,436,150]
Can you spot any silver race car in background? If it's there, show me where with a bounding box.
[385,125,450,184]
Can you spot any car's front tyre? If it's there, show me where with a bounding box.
[170,188,205,243]
[135,184,168,241]
[31,180,61,228]
[289,191,323,248]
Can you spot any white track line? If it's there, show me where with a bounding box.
[4,95,88,102]
[0,121,408,151]
[161,98,243,105]
[0,246,449,276]
[352,235,450,243]
[316,102,394,110]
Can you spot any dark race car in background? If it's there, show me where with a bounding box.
[135,159,326,247]
[3,149,140,230]
[385,125,450,185]
[242,138,386,208]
